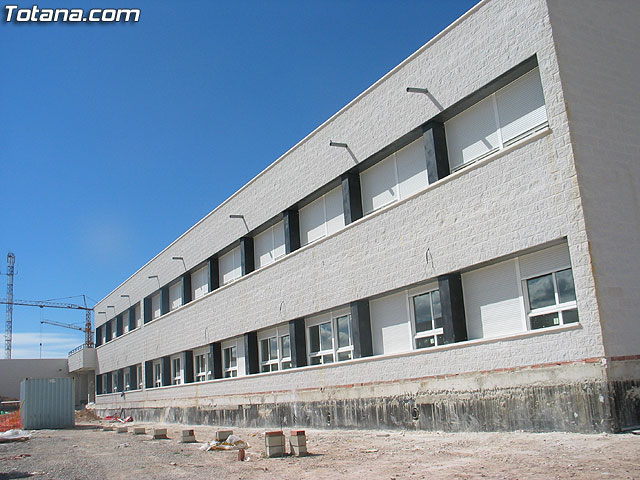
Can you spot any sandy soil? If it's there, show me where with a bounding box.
[1,420,639,479]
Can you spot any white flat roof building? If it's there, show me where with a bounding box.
[87,0,640,432]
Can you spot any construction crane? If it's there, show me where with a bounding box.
[4,253,15,359]
[40,319,85,332]
[0,295,94,353]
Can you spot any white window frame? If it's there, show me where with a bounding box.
[153,360,162,388]
[445,67,549,172]
[408,284,444,350]
[169,280,183,311]
[123,310,130,333]
[110,319,117,340]
[258,325,292,373]
[306,308,353,365]
[522,266,578,330]
[299,186,344,246]
[193,346,210,382]
[137,364,143,390]
[254,221,286,269]
[171,355,182,385]
[151,291,162,320]
[124,370,131,391]
[222,344,238,378]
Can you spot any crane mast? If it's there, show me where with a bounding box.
[5,252,15,359]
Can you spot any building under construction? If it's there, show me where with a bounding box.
[80,0,640,432]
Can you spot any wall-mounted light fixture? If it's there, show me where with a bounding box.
[120,294,131,306]
[172,256,186,270]
[148,275,160,288]
[97,311,107,317]
[329,141,348,148]
[229,214,249,232]
[406,87,429,94]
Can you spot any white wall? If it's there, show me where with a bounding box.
[0,359,70,400]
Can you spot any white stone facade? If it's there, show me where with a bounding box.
[90,0,639,431]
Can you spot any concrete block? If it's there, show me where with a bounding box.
[215,430,233,442]
[131,427,146,435]
[265,431,286,457]
[116,426,128,433]
[289,435,306,447]
[290,430,307,456]
[102,425,115,431]
[152,428,168,439]
[290,443,308,456]
[180,429,196,443]
[265,445,285,458]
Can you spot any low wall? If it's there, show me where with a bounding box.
[0,359,69,400]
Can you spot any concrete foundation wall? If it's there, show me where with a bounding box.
[0,359,69,400]
[547,0,640,359]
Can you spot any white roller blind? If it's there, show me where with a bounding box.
[151,292,161,319]
[370,291,412,355]
[254,227,274,269]
[463,258,524,339]
[446,95,500,170]
[361,154,398,214]
[496,68,547,143]
[191,264,209,300]
[518,243,571,279]
[299,195,325,246]
[220,246,242,285]
[169,281,182,310]
[272,221,286,259]
[396,137,428,200]
[324,186,345,235]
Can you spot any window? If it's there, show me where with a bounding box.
[122,310,130,333]
[110,319,117,340]
[223,345,237,378]
[445,67,548,171]
[169,280,182,311]
[254,221,286,269]
[191,264,209,300]
[299,186,345,246]
[410,289,444,349]
[524,268,578,330]
[171,355,182,385]
[307,311,353,365]
[193,347,210,382]
[153,360,162,387]
[151,292,162,320]
[220,246,242,285]
[124,370,131,391]
[258,326,292,373]
[137,364,143,390]
[111,372,119,393]
[360,137,428,215]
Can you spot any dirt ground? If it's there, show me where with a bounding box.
[1,420,639,480]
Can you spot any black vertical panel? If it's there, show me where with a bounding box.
[105,321,112,343]
[289,318,307,368]
[209,256,220,291]
[143,297,152,324]
[350,300,373,358]
[162,356,171,386]
[244,331,259,375]
[128,305,137,331]
[105,372,112,393]
[210,342,222,379]
[283,209,301,254]
[423,121,450,184]
[182,272,192,304]
[183,350,194,384]
[438,272,468,344]
[341,171,363,224]
[160,286,169,315]
[241,237,255,275]
[117,369,124,392]
[116,315,123,337]
[129,365,137,390]
[96,374,103,395]
[95,326,102,347]
[145,360,153,388]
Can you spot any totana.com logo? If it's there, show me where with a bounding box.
[4,4,140,23]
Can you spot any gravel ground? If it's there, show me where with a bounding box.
[1,420,639,480]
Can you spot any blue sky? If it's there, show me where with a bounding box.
[1,0,477,358]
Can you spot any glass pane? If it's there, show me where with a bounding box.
[413,293,433,332]
[337,351,352,362]
[280,335,291,358]
[261,365,270,373]
[322,354,334,364]
[556,269,576,304]
[530,312,560,329]
[229,347,237,367]
[436,334,444,346]
[336,315,352,348]
[269,337,278,359]
[310,356,321,365]
[562,308,579,324]
[231,370,237,378]
[309,326,320,353]
[261,339,269,362]
[416,336,436,349]
[432,290,443,329]
[527,273,556,310]
[319,322,333,351]
[281,361,292,370]
[271,364,278,372]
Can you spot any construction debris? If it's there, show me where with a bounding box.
[199,434,250,451]
[215,430,233,442]
[0,429,31,443]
